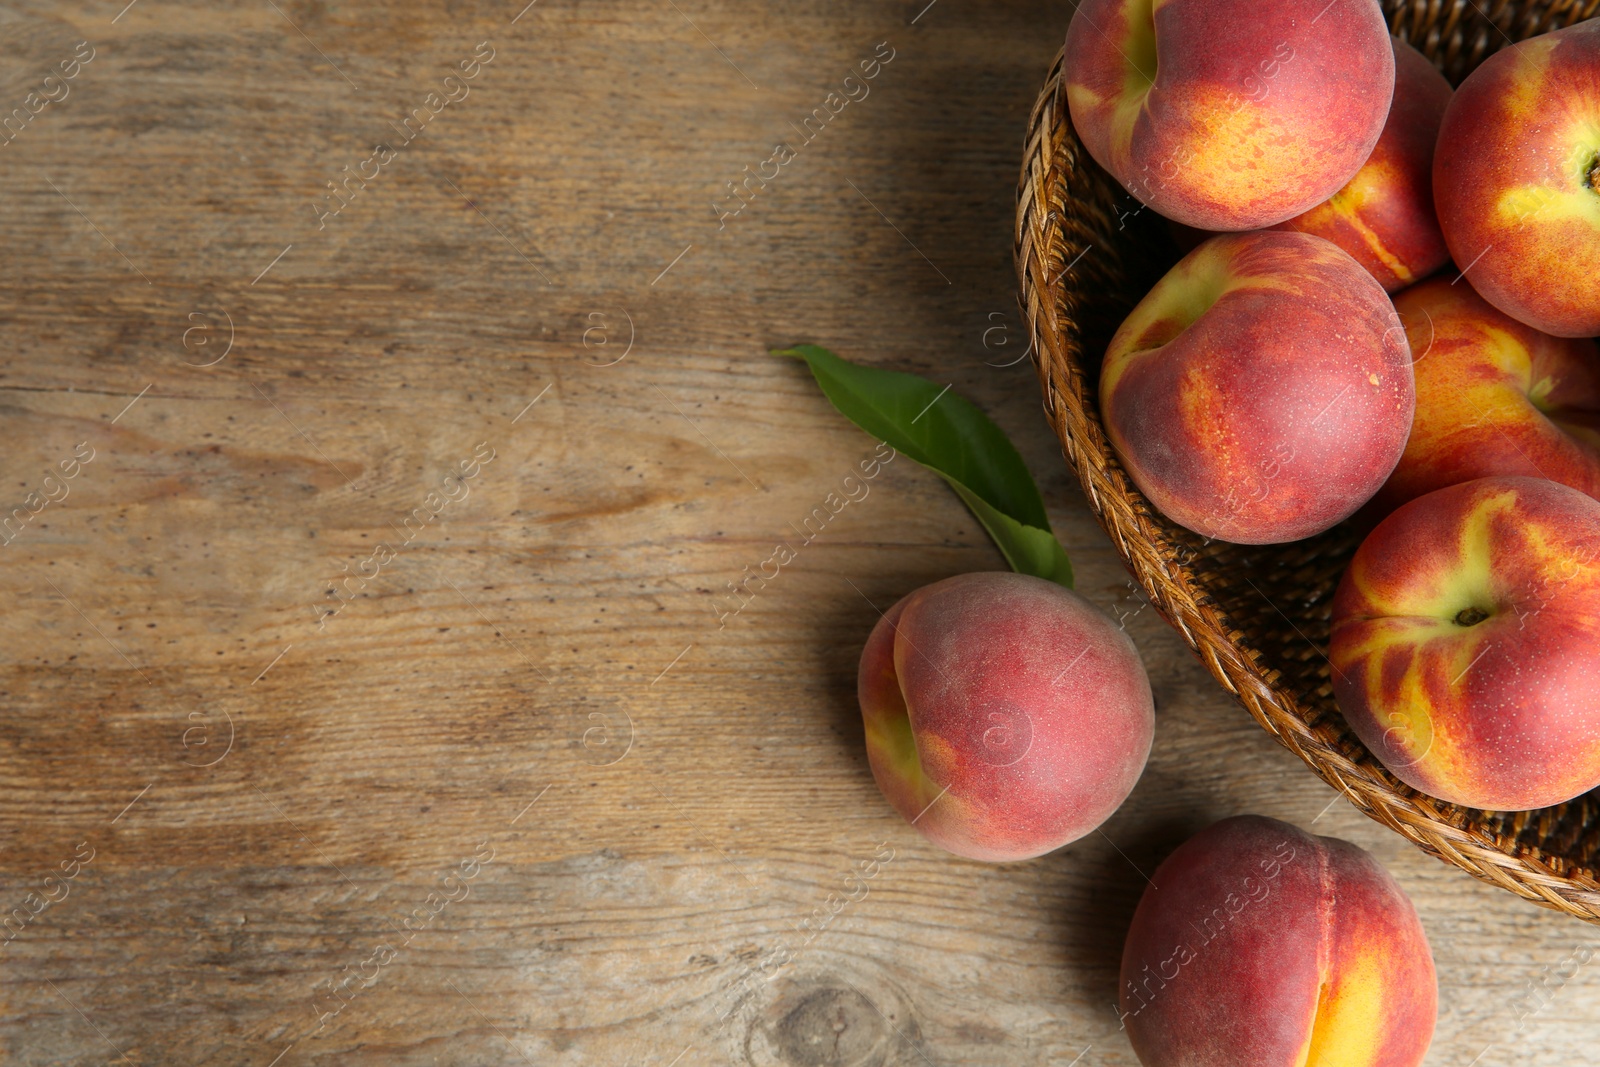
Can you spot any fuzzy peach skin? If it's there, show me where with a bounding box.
[858,572,1153,862]
[1100,231,1415,544]
[1264,38,1452,292]
[1368,276,1600,517]
[1331,476,1600,810]
[1064,0,1395,230]
[1180,39,1449,286]
[1120,815,1436,1067]
[1434,20,1600,337]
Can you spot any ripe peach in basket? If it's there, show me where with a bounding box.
[1120,815,1436,1067]
[1264,38,1453,293]
[1063,0,1395,230]
[1331,476,1600,811]
[1100,231,1415,544]
[1367,276,1600,518]
[1434,19,1600,337]
[857,572,1153,862]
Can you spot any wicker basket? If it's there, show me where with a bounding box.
[1016,0,1600,921]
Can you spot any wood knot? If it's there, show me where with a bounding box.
[772,987,889,1067]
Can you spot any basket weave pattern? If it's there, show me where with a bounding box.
[1016,0,1600,920]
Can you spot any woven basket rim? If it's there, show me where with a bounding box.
[1015,27,1600,922]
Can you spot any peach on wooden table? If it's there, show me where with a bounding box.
[1331,476,1600,811]
[1064,0,1395,230]
[1120,814,1437,1067]
[857,572,1153,862]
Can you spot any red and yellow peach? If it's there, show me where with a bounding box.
[1266,38,1452,292]
[1331,476,1600,810]
[1120,815,1437,1067]
[1368,276,1600,517]
[858,572,1153,862]
[1100,231,1415,544]
[1434,19,1600,336]
[1064,0,1396,230]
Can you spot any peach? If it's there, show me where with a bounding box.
[1064,0,1395,230]
[858,572,1153,862]
[1100,231,1415,544]
[1368,276,1600,517]
[1264,38,1453,292]
[1120,815,1436,1067]
[1434,20,1600,336]
[1331,476,1600,810]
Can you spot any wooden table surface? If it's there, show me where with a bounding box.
[0,1,1595,1063]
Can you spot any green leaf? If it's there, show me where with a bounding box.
[945,483,1076,587]
[776,344,1073,588]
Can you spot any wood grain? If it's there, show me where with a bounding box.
[0,0,1595,1063]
